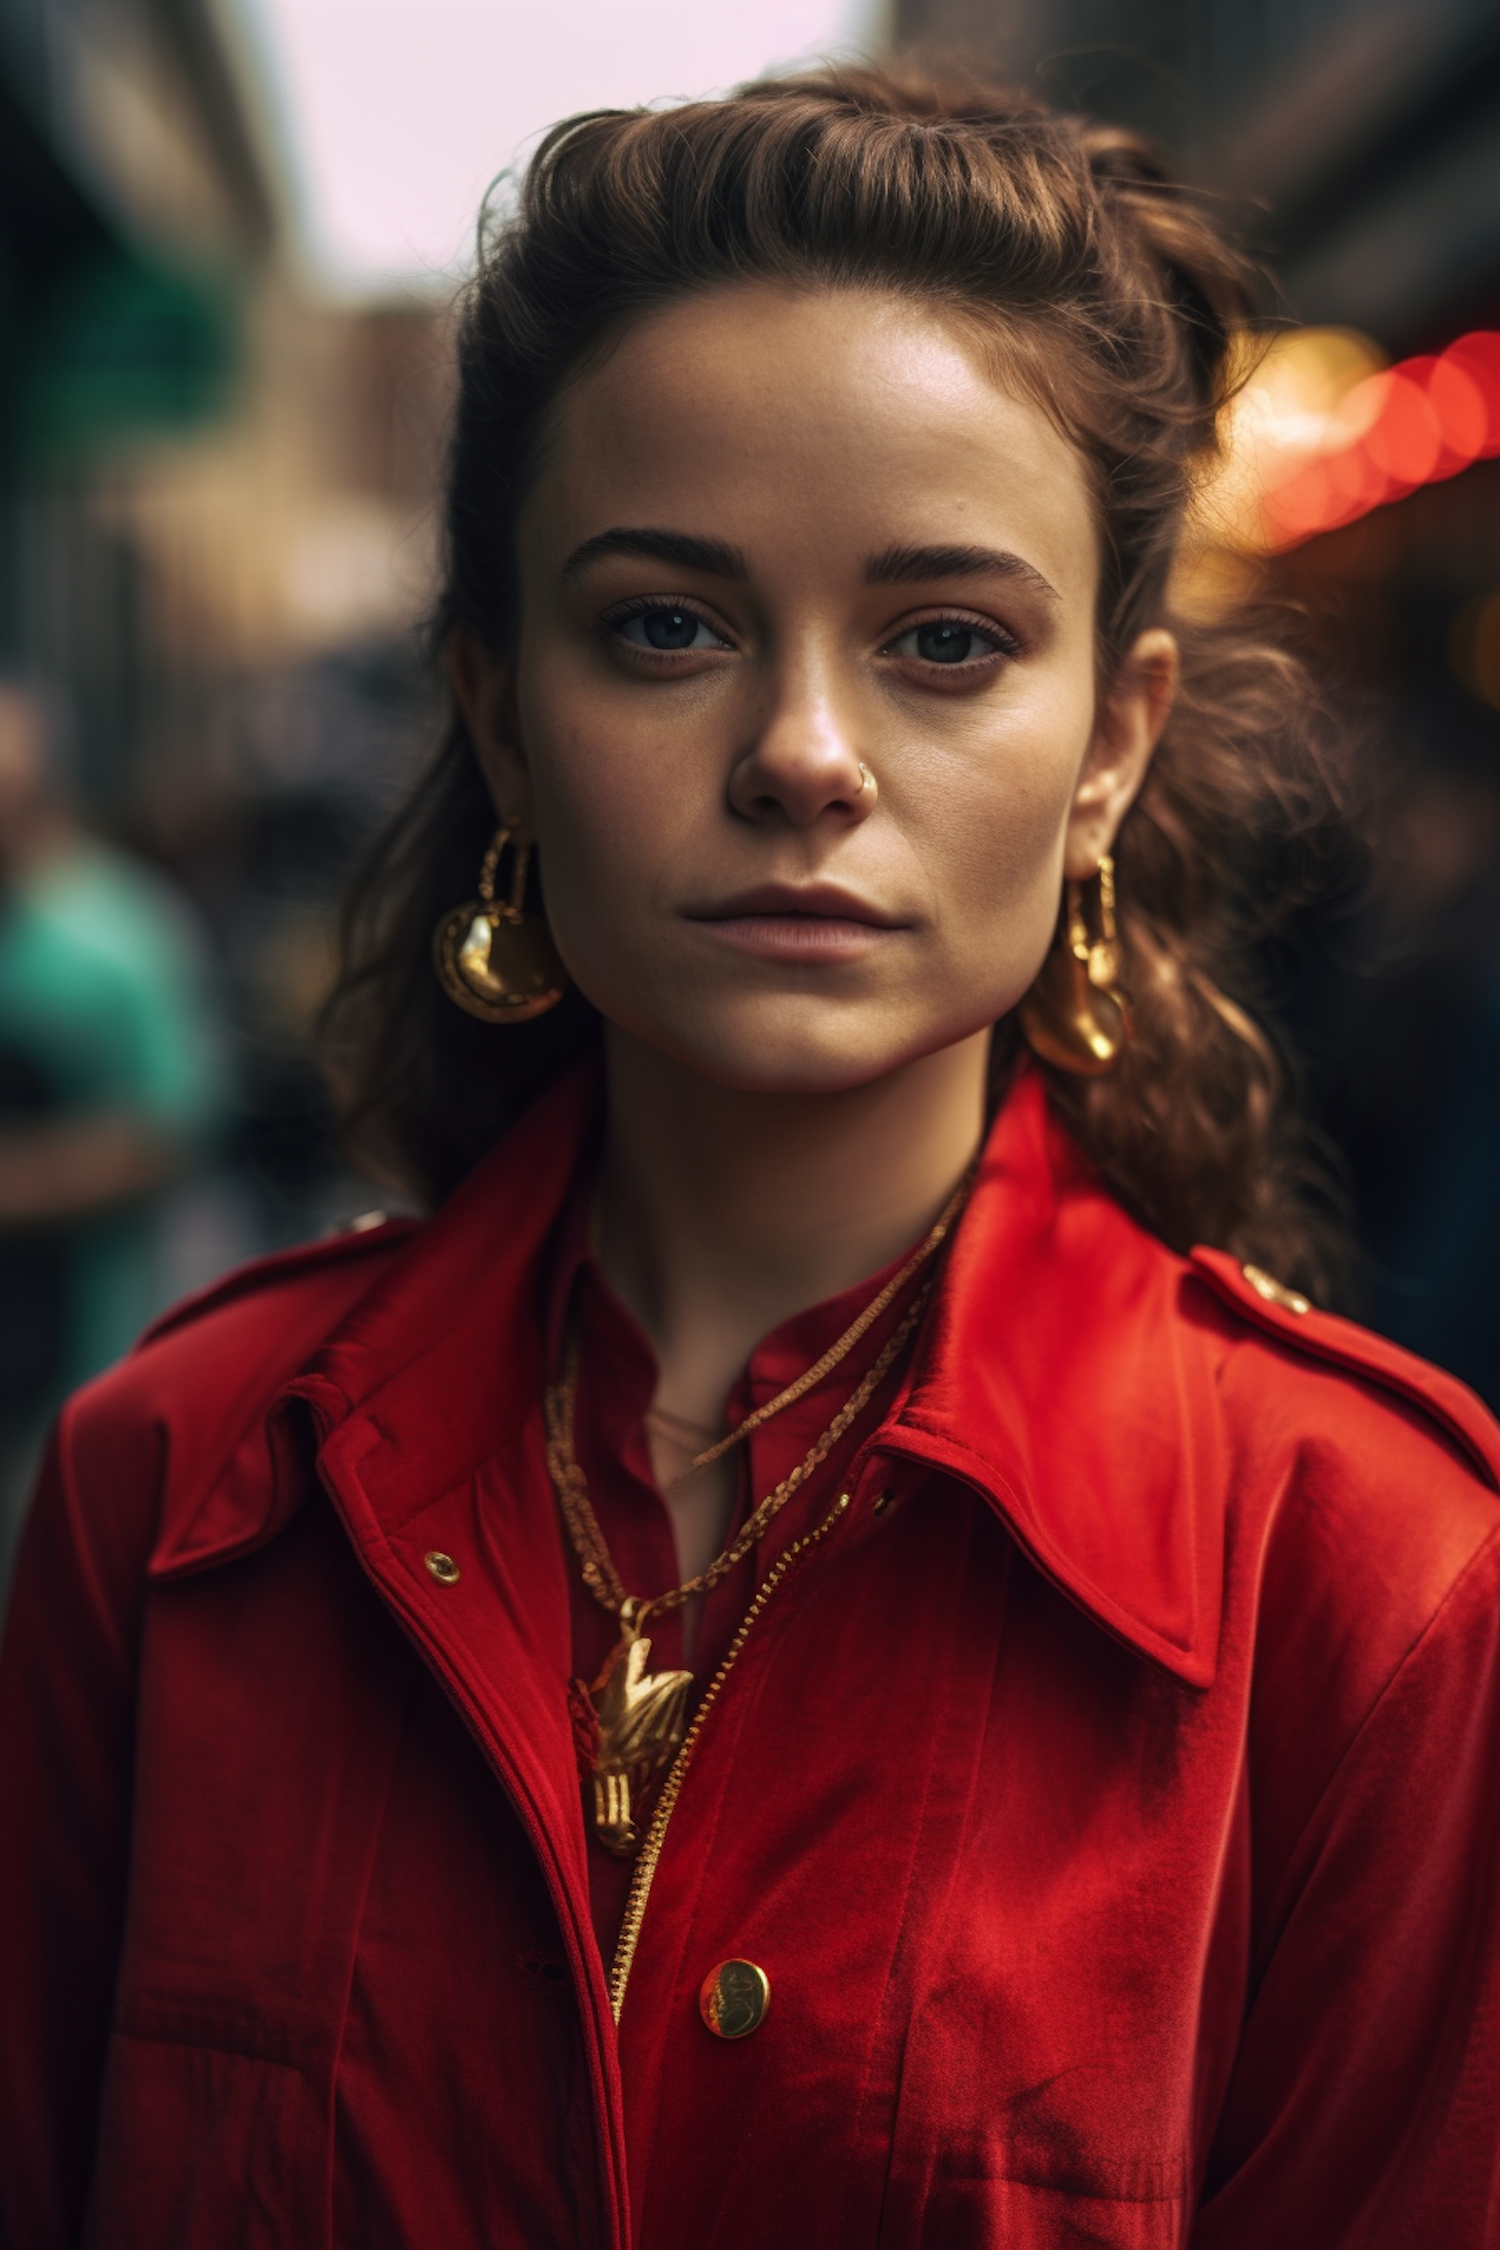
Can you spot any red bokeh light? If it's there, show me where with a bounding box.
[1442,333,1500,457]
[1409,354,1488,476]
[1263,329,1500,551]
[1263,460,1339,547]
[1325,441,1392,518]
[1363,371,1443,489]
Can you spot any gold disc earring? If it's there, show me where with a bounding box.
[433,819,568,1024]
[1018,853,1132,1076]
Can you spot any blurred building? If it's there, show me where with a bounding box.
[899,0,1500,343]
[0,0,271,802]
[0,0,451,790]
[0,0,452,1261]
[902,0,1500,1400]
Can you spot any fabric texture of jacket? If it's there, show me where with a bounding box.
[2,1062,1498,2250]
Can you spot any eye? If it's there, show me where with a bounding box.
[887,618,1010,667]
[610,603,731,654]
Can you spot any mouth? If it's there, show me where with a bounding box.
[683,883,906,964]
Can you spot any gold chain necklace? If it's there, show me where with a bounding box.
[543,1169,972,1855]
[646,1174,970,1483]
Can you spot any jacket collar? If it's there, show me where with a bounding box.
[165,1058,1225,1689]
[883,1070,1224,1687]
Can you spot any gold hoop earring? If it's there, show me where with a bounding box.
[433,819,568,1024]
[1018,853,1131,1076]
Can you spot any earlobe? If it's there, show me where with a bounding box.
[1064,628,1178,879]
[448,627,533,823]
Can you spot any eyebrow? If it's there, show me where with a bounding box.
[560,527,748,581]
[559,526,1061,608]
[864,543,1060,606]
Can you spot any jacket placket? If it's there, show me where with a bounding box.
[298,1373,634,2250]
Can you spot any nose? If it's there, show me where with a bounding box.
[726,655,874,829]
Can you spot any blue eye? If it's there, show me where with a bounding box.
[616,606,728,652]
[893,621,999,665]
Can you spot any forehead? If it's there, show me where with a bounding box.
[523,283,1099,603]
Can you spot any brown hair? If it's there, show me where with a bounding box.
[324,63,1346,1292]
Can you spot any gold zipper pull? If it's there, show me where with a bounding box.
[609,1487,853,2021]
[592,1771,636,1855]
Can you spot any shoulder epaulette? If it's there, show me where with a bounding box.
[137,1212,419,1351]
[1190,1246,1500,1491]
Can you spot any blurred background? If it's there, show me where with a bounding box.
[0,0,1494,1573]
[906,0,1500,1408]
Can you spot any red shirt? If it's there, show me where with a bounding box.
[2,1064,1498,2249]
[546,1182,924,1961]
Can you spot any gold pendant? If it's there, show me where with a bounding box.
[572,1602,692,1857]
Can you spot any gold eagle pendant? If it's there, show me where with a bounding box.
[571,1602,692,1857]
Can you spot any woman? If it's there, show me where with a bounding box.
[2,65,1497,2250]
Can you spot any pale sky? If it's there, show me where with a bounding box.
[230,0,891,296]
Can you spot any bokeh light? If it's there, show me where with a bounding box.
[1205,326,1500,556]
[1445,333,1500,455]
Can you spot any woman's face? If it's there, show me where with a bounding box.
[458,284,1173,1093]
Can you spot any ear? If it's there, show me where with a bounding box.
[1063,628,1178,881]
[449,627,534,830]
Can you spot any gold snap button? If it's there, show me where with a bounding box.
[424,1550,461,1585]
[1241,1263,1311,1316]
[699,1959,770,2040]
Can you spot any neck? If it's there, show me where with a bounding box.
[598,1027,989,1431]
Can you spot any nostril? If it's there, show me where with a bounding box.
[727,730,874,828]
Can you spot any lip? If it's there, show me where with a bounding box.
[688,882,904,927]
[683,882,907,964]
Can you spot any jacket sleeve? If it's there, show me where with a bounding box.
[1193,1524,1500,2247]
[0,1405,154,2249]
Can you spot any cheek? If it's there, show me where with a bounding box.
[514,670,694,947]
[920,680,1096,960]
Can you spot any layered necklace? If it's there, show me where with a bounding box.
[544,1168,972,1855]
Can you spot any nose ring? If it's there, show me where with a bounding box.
[854,761,876,803]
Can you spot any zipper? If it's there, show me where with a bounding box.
[608,1483,855,2024]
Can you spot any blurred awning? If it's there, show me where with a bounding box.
[17,242,240,461]
[0,0,270,466]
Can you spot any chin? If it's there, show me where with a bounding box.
[689,1047,903,1097]
[635,997,992,1096]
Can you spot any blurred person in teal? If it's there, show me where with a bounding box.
[0,677,221,1594]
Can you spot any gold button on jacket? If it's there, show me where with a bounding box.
[699,1960,770,2039]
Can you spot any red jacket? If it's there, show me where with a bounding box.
[3,1066,1498,2249]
